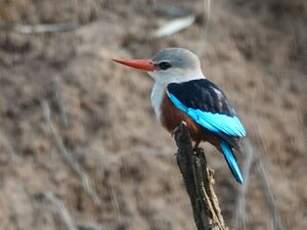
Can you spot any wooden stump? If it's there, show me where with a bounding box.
[174,122,228,230]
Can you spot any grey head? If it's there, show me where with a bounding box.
[152,48,201,70]
[149,48,204,84]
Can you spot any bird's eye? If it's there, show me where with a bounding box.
[158,62,172,70]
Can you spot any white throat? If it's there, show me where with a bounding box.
[150,71,205,119]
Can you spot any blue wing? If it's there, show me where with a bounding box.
[220,140,244,184]
[167,79,246,138]
[167,79,246,184]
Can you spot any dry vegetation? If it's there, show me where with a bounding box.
[0,0,306,229]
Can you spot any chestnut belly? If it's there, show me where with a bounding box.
[160,94,220,147]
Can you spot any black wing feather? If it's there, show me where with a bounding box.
[167,79,236,116]
[167,79,242,149]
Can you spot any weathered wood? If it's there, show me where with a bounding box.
[174,122,228,230]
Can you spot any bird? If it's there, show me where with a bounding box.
[113,48,246,184]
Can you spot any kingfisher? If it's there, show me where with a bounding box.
[113,48,246,184]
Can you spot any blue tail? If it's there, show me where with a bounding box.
[220,140,243,184]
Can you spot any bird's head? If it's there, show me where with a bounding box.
[113,48,204,85]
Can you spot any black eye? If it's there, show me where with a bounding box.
[158,62,172,70]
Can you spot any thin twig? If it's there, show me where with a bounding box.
[197,0,212,57]
[233,139,254,229]
[255,158,284,230]
[41,100,102,207]
[234,138,284,230]
[76,222,103,230]
[43,192,78,230]
[240,135,284,230]
[50,80,69,128]
[253,125,284,230]
[174,122,228,230]
[202,0,211,45]
[0,22,79,34]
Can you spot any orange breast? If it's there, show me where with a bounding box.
[160,94,220,147]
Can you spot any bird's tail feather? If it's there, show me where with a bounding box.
[220,140,243,184]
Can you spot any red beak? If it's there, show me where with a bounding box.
[113,58,155,72]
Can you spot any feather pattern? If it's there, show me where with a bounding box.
[166,89,246,138]
[220,140,243,184]
[166,79,246,183]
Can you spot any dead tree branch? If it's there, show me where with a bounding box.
[234,137,284,230]
[233,139,254,229]
[0,22,79,34]
[41,100,102,207]
[174,122,228,230]
[255,158,283,230]
[50,79,69,128]
[43,192,78,230]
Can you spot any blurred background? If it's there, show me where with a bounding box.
[0,0,306,229]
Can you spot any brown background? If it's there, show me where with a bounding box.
[0,0,306,229]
